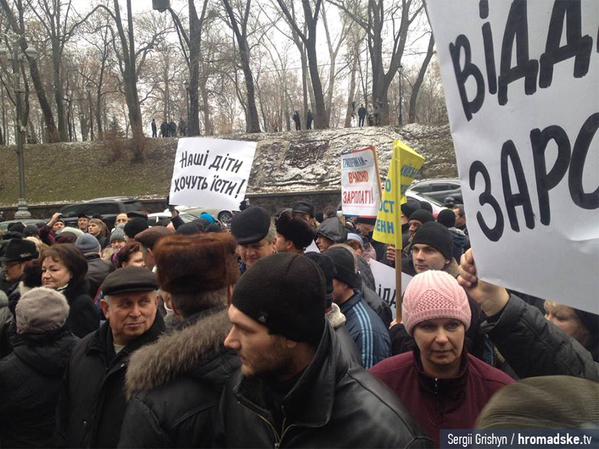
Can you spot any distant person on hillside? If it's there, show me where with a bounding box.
[160,121,168,138]
[178,117,187,137]
[168,121,177,137]
[151,119,157,138]
[358,104,367,127]
[292,110,301,130]
[306,110,313,129]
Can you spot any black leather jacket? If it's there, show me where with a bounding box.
[217,323,431,448]
[483,294,599,381]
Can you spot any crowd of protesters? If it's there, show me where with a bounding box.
[0,198,598,448]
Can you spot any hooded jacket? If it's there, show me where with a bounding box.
[56,314,164,448]
[0,328,78,448]
[117,307,240,448]
[216,323,431,448]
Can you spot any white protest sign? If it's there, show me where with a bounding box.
[427,1,599,313]
[341,147,381,217]
[304,240,320,254]
[169,137,256,211]
[369,259,412,319]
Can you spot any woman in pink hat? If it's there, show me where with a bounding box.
[370,270,514,448]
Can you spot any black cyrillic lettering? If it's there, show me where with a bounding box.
[469,160,504,241]
[450,34,485,121]
[569,113,599,209]
[531,126,571,225]
[500,140,535,232]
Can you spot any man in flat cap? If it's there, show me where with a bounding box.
[230,206,276,271]
[291,200,318,229]
[57,266,164,448]
[0,239,38,299]
[134,226,170,271]
[217,253,430,448]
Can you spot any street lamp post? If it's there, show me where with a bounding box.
[0,37,38,219]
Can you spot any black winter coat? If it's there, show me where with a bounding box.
[62,283,100,338]
[118,307,239,448]
[0,328,78,448]
[56,314,164,448]
[216,323,431,448]
[85,255,113,298]
[484,294,599,380]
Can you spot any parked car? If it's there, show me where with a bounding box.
[175,206,238,226]
[147,211,199,227]
[0,218,47,233]
[405,192,446,218]
[406,178,463,205]
[60,197,145,229]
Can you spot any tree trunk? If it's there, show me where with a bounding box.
[408,33,435,124]
[51,40,68,141]
[187,0,201,136]
[344,60,357,127]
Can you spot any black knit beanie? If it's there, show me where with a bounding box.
[304,252,337,309]
[325,246,361,290]
[412,221,453,260]
[409,209,434,225]
[437,209,456,228]
[232,253,326,346]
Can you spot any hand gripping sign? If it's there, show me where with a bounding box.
[427,0,599,313]
[169,137,257,211]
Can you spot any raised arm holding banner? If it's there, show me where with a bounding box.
[427,0,599,314]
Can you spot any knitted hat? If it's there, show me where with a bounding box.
[346,233,364,248]
[275,211,315,249]
[176,221,204,235]
[401,197,421,218]
[110,227,127,243]
[412,222,453,261]
[409,209,434,225]
[134,226,170,250]
[325,246,361,290]
[154,232,240,296]
[23,225,39,237]
[437,209,456,228]
[124,217,149,239]
[230,206,271,245]
[57,227,84,239]
[232,253,325,345]
[477,375,599,429]
[402,270,471,335]
[304,252,337,309]
[15,287,70,334]
[75,233,101,255]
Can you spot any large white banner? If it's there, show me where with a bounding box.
[369,259,412,319]
[427,1,599,313]
[169,138,256,211]
[341,147,381,217]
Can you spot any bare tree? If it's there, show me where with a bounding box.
[275,0,329,129]
[221,0,260,133]
[0,0,60,142]
[329,0,424,125]
[407,32,434,123]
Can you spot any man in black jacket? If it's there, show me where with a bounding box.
[118,233,241,448]
[217,253,430,448]
[56,267,164,448]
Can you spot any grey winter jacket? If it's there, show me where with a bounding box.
[483,294,599,381]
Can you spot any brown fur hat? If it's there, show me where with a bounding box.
[153,232,240,295]
[275,210,315,249]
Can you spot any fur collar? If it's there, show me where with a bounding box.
[126,308,231,398]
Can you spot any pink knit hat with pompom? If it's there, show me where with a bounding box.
[402,270,471,335]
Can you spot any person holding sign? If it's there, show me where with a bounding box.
[458,249,599,380]
[371,270,514,448]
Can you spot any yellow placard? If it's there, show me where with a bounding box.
[372,140,425,247]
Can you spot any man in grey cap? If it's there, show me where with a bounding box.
[230,206,276,271]
[57,266,164,448]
